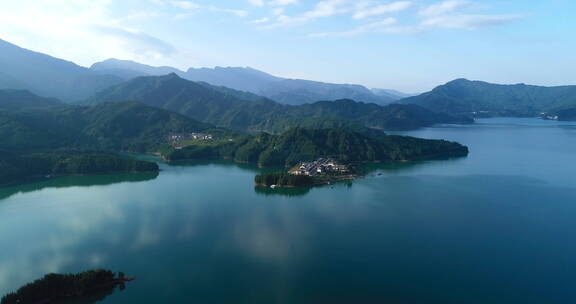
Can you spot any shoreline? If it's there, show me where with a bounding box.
[0,170,160,189]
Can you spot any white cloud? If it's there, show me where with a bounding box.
[419,0,469,17]
[353,1,412,19]
[263,0,348,28]
[170,1,248,19]
[93,25,175,56]
[304,0,348,18]
[170,0,201,10]
[0,0,174,64]
[417,0,522,30]
[251,17,270,24]
[248,0,298,7]
[306,0,523,38]
[309,17,397,37]
[269,0,299,5]
[422,13,523,29]
[248,0,265,6]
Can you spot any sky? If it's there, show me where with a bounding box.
[0,0,574,92]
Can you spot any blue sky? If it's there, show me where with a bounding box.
[0,0,574,92]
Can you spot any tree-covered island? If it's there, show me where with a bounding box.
[165,128,469,188]
[255,158,357,188]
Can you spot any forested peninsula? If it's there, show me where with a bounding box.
[164,128,469,168]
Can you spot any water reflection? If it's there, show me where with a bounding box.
[61,287,116,304]
[2,168,576,303]
[165,159,263,173]
[254,186,311,197]
[2,118,575,303]
[0,172,159,201]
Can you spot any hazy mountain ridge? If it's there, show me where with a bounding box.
[0,89,62,110]
[90,58,403,105]
[401,78,576,117]
[0,39,123,102]
[87,74,472,132]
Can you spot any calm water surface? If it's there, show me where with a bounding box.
[1,118,575,304]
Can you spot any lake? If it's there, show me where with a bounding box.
[1,118,576,304]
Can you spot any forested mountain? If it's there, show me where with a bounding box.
[90,58,400,105]
[86,73,283,130]
[91,58,181,79]
[0,100,211,152]
[165,128,469,167]
[553,108,576,121]
[0,92,217,185]
[401,79,576,117]
[0,89,62,110]
[87,74,472,132]
[0,39,122,102]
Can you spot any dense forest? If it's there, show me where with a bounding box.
[554,108,576,121]
[0,96,217,185]
[1,270,128,304]
[402,78,576,117]
[0,89,62,110]
[0,150,158,186]
[87,74,472,132]
[255,172,315,187]
[0,99,214,152]
[165,128,469,167]
[0,79,473,186]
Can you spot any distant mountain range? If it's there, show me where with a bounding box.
[402,79,576,117]
[87,73,472,132]
[2,38,575,123]
[0,39,122,102]
[90,58,405,105]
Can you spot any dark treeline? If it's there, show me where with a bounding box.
[255,172,315,187]
[1,270,125,304]
[0,150,158,186]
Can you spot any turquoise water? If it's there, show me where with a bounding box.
[1,118,575,303]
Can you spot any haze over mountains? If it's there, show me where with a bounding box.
[87,73,471,132]
[0,39,122,102]
[1,38,575,124]
[90,58,404,105]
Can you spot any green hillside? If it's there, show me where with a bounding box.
[0,150,158,186]
[0,98,215,185]
[0,89,62,110]
[87,74,472,132]
[402,79,576,117]
[0,101,212,152]
[165,128,469,167]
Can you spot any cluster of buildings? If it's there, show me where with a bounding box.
[168,132,213,149]
[168,133,213,141]
[289,158,350,176]
[540,112,559,120]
